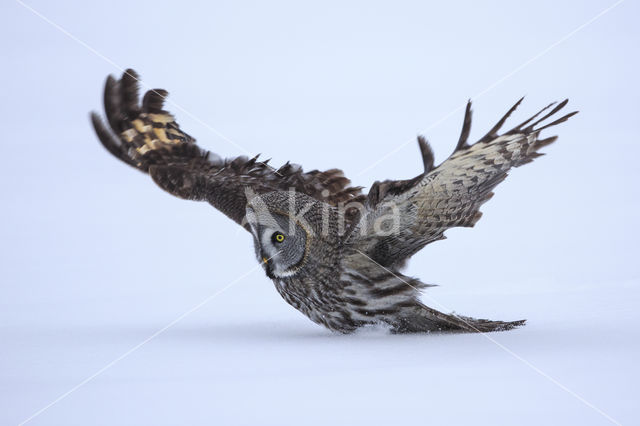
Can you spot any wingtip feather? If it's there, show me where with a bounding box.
[417,135,435,173]
[454,100,473,152]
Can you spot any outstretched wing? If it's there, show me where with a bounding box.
[91,69,364,226]
[348,98,577,267]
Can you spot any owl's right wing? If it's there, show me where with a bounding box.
[347,98,577,267]
[91,69,365,227]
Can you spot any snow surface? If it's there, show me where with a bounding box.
[1,1,639,425]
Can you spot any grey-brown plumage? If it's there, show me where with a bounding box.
[91,69,577,334]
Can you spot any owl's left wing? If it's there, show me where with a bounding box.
[348,98,577,267]
[91,69,365,227]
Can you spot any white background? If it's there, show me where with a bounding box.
[1,0,638,425]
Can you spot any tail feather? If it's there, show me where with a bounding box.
[388,302,525,333]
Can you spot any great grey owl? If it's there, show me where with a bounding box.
[91,69,576,333]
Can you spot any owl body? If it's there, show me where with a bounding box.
[91,69,576,334]
[248,191,514,333]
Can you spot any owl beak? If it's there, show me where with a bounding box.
[261,254,275,279]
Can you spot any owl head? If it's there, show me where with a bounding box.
[245,191,340,279]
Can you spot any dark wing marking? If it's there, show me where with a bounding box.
[91,69,365,226]
[349,98,577,267]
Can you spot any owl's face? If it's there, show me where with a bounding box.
[245,206,309,279]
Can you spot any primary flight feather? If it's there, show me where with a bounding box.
[91,69,576,333]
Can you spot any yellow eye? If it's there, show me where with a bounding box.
[272,232,285,243]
